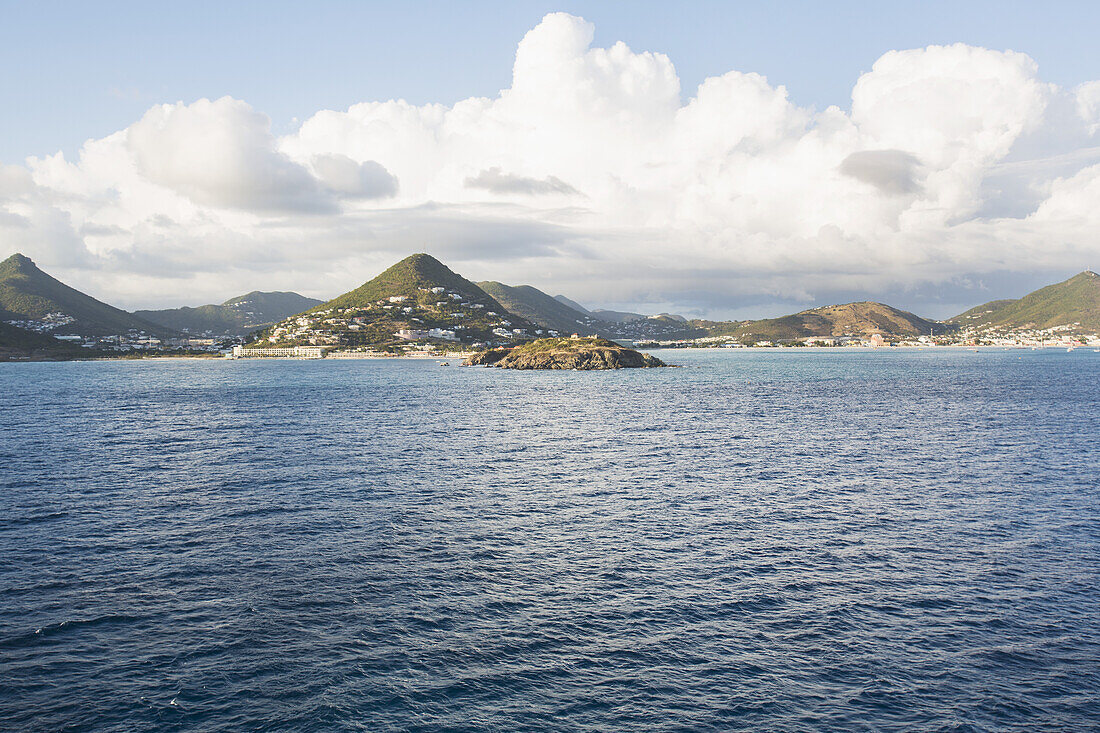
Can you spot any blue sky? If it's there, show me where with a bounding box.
[4,0,1100,163]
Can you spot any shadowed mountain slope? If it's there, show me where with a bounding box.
[0,253,173,337]
[477,281,600,335]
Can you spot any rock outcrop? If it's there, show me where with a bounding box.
[464,337,667,370]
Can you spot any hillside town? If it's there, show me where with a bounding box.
[253,286,559,351]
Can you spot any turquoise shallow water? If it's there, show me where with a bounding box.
[1,349,1098,731]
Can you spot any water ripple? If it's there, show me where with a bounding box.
[0,349,1098,731]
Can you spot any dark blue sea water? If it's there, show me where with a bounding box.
[1,349,1098,732]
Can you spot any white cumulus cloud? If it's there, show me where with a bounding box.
[2,12,1099,317]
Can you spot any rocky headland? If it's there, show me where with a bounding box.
[464,337,667,370]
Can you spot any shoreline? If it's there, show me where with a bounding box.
[3,344,1094,364]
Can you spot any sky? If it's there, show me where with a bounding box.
[2,1,1100,318]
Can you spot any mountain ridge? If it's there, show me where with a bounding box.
[135,291,322,336]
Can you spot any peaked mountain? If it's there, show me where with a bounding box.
[949,271,1100,332]
[254,254,538,348]
[0,253,173,337]
[477,281,601,335]
[699,301,939,341]
[553,294,591,315]
[311,254,506,314]
[135,291,322,336]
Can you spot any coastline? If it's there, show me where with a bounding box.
[5,343,1091,364]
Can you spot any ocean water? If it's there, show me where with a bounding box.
[1,349,1098,732]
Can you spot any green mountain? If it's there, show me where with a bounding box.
[477,281,601,335]
[949,271,1100,332]
[135,291,322,336]
[312,254,499,312]
[698,301,939,342]
[254,253,537,348]
[0,253,173,337]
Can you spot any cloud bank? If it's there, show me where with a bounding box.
[2,12,1100,316]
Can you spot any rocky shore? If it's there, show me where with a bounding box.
[464,337,667,370]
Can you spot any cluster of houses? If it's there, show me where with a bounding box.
[6,312,234,352]
[6,311,76,333]
[949,323,1100,348]
[255,286,549,351]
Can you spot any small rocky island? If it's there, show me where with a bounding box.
[464,337,668,370]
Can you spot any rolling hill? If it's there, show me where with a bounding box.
[135,291,321,336]
[949,271,1100,333]
[697,302,939,342]
[0,253,173,337]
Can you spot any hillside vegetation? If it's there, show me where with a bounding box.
[466,336,666,369]
[950,271,1100,332]
[313,254,503,313]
